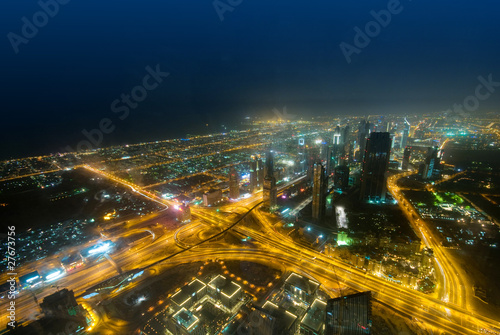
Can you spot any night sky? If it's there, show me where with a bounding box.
[1,0,499,159]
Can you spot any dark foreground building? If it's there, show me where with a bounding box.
[359,132,391,202]
[325,292,371,335]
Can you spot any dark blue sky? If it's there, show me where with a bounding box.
[1,0,499,158]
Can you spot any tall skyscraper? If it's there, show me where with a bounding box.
[333,126,342,146]
[297,138,307,173]
[257,159,264,189]
[422,146,440,180]
[249,160,257,193]
[263,176,277,210]
[264,151,274,177]
[263,151,277,209]
[307,146,320,181]
[325,292,372,335]
[402,146,412,171]
[229,168,240,199]
[400,118,410,149]
[356,120,370,161]
[359,132,391,202]
[312,161,327,220]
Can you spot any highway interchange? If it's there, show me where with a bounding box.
[2,167,500,334]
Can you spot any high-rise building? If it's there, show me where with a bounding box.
[307,147,320,181]
[257,159,265,189]
[297,138,307,173]
[40,289,84,320]
[402,146,412,171]
[249,160,257,193]
[325,193,336,219]
[312,161,327,220]
[203,189,222,206]
[333,165,350,190]
[325,292,372,335]
[400,118,410,149]
[229,168,240,199]
[265,151,274,177]
[177,204,191,222]
[359,132,391,202]
[422,147,440,180]
[263,175,277,210]
[333,126,342,145]
[356,120,370,161]
[326,146,336,176]
[263,151,277,209]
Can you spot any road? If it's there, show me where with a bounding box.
[3,170,500,334]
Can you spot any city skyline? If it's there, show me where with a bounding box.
[1,0,500,159]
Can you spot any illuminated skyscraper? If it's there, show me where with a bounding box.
[263,151,277,209]
[229,168,240,199]
[257,159,264,188]
[312,161,327,220]
[297,138,307,173]
[263,176,277,210]
[422,146,440,180]
[356,120,370,161]
[249,160,257,193]
[400,118,410,149]
[402,146,412,171]
[359,132,391,202]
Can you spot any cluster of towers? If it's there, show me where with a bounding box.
[308,121,393,220]
[228,119,400,217]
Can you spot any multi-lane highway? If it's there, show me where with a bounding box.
[3,168,500,334]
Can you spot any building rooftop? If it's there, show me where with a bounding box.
[171,279,206,307]
[300,299,326,332]
[285,273,320,295]
[208,275,242,299]
[172,308,200,333]
[262,301,298,331]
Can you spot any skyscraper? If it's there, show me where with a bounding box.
[312,161,327,220]
[400,118,410,149]
[257,159,264,189]
[249,160,257,193]
[229,168,239,199]
[325,292,372,335]
[359,132,391,202]
[333,126,342,146]
[263,151,277,209]
[333,165,350,190]
[263,177,277,210]
[297,138,307,173]
[264,151,274,177]
[356,120,370,161]
[402,146,412,171]
[422,146,440,180]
